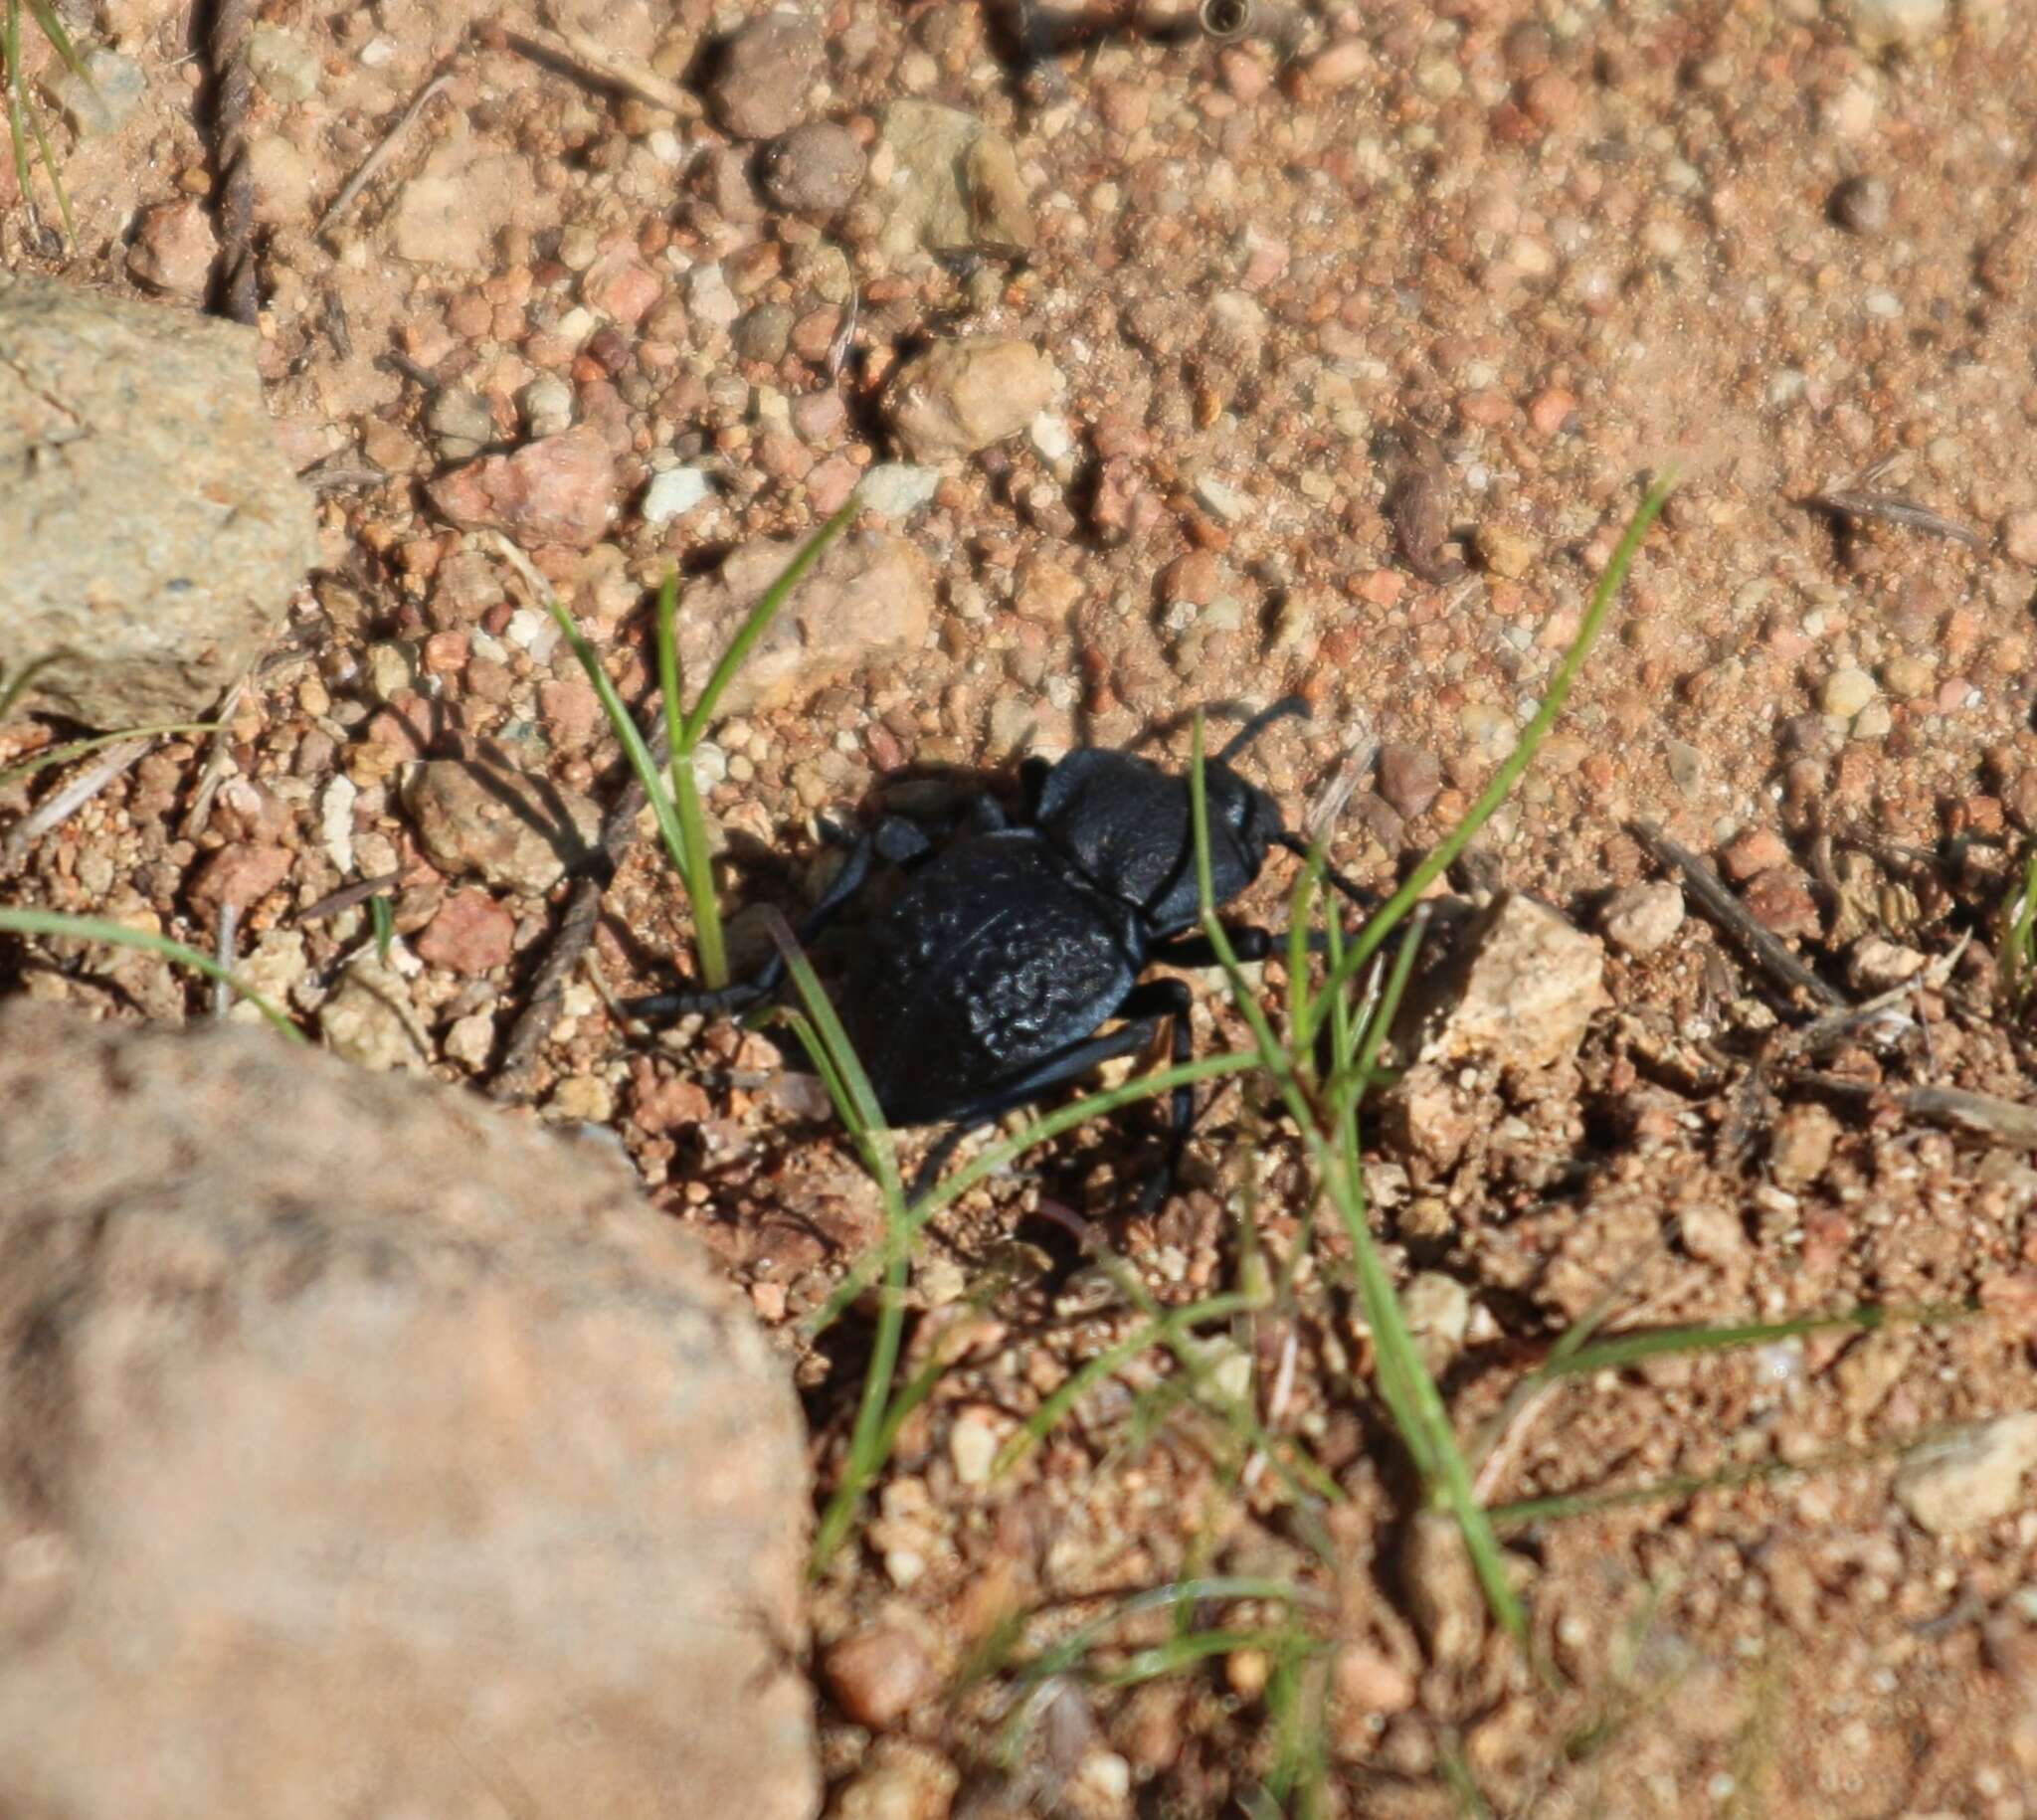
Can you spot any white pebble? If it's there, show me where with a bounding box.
[643,467,713,524]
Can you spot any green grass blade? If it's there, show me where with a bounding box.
[764,915,913,1574]
[800,1048,1258,1338]
[1007,1576,1329,1687]
[19,83,72,246]
[678,495,858,749]
[1999,841,2037,1010]
[22,0,86,78]
[1540,1302,1971,1377]
[0,721,219,790]
[0,651,62,724]
[1188,730,1528,1647]
[4,2,34,235]
[652,572,728,991]
[1303,472,1676,1045]
[1487,1429,1933,1532]
[0,907,303,1040]
[544,587,690,869]
[765,911,901,1205]
[369,892,395,963]
[1096,1627,1313,1687]
[994,1290,1259,1480]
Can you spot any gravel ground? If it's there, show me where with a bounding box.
[7,0,2037,1813]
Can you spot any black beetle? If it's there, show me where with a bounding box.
[633,698,1369,1193]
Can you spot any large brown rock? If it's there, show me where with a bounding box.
[0,275,317,729]
[0,1004,817,1820]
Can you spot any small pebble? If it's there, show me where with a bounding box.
[1721,826,1789,882]
[1829,174,1891,235]
[708,9,823,140]
[643,467,713,524]
[823,1628,936,1730]
[414,889,514,976]
[1769,1102,1839,1189]
[1881,653,1935,701]
[1377,743,1442,819]
[1599,881,1685,957]
[1742,866,1821,940]
[858,462,942,518]
[886,338,1058,463]
[2000,510,2037,568]
[948,1407,999,1487]
[763,120,866,215]
[1895,1413,2037,1536]
[125,200,217,297]
[48,49,144,134]
[1819,665,1878,718]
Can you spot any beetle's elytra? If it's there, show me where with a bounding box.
[634,697,1370,1195]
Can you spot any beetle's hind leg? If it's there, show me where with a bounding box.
[628,819,921,1021]
[903,978,1198,1206]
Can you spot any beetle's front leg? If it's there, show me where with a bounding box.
[629,821,898,1022]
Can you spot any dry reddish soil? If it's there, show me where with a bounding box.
[7,0,2037,1814]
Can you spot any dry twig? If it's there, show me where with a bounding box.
[317,72,455,237]
[209,0,262,324]
[1632,819,1847,1011]
[1,735,154,873]
[503,24,699,117]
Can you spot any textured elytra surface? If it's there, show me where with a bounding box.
[838,830,1144,1124]
[0,275,316,728]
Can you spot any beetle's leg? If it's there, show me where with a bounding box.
[628,825,887,1021]
[1271,830,1377,912]
[1148,923,1278,968]
[903,979,1196,1203]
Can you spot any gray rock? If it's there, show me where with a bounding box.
[643,465,714,524]
[403,756,602,895]
[0,276,316,730]
[45,49,144,135]
[246,24,321,102]
[885,337,1059,462]
[764,119,866,216]
[677,529,935,718]
[0,1003,815,1820]
[708,7,822,140]
[875,99,1035,261]
[425,386,496,460]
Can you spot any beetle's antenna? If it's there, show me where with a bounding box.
[1217,694,1310,765]
[1273,829,1377,910]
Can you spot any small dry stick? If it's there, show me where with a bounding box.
[297,869,403,924]
[1783,1071,2037,1151]
[1632,819,1847,1011]
[179,675,249,841]
[317,73,454,237]
[1806,489,1986,552]
[491,751,658,1101]
[210,0,262,324]
[504,25,700,117]
[0,735,154,873]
